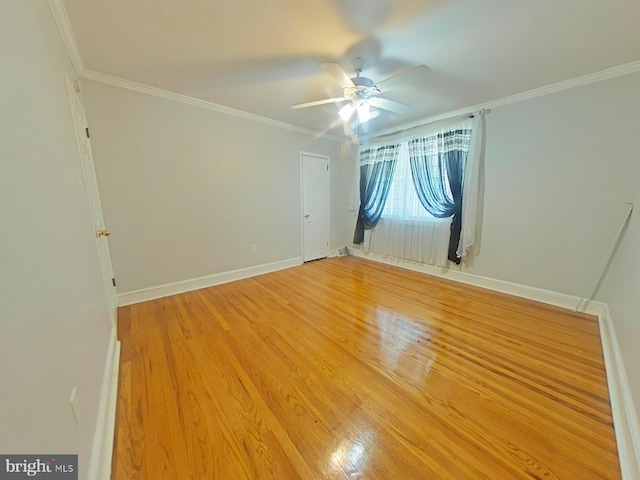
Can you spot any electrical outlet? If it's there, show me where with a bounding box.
[69,387,80,427]
[250,244,257,253]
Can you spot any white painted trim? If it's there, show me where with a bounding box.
[599,305,640,480]
[374,60,640,138]
[46,0,85,75]
[87,329,121,480]
[349,248,606,314]
[349,249,640,477]
[83,59,640,147]
[81,70,346,143]
[117,257,303,306]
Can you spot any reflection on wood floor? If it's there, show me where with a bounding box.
[113,256,620,479]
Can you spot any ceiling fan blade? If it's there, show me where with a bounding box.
[376,65,430,92]
[372,97,411,114]
[321,63,356,88]
[291,97,347,109]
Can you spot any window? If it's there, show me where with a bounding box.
[366,124,472,267]
[380,144,450,222]
[354,114,484,266]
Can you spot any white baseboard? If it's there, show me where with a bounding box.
[349,248,605,315]
[88,329,121,480]
[599,306,640,480]
[349,250,639,477]
[117,257,303,306]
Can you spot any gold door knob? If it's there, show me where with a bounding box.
[304,214,310,219]
[96,229,110,237]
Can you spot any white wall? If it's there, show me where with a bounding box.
[81,80,355,293]
[460,72,640,296]
[0,1,112,478]
[598,180,640,417]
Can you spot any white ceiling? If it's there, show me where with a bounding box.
[61,0,640,139]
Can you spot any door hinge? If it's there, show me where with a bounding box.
[112,278,116,287]
[326,165,329,171]
[73,79,81,93]
[327,241,329,246]
[85,127,90,138]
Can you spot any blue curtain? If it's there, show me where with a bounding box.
[408,130,471,263]
[353,144,400,244]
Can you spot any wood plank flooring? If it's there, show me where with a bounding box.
[112,256,621,479]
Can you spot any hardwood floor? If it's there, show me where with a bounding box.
[112,256,621,479]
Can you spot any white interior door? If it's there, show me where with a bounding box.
[302,153,330,261]
[67,78,118,328]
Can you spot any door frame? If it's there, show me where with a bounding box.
[66,75,118,328]
[300,151,330,261]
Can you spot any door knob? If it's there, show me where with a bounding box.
[96,229,110,237]
[304,214,310,219]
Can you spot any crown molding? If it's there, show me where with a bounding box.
[81,70,347,143]
[46,0,639,144]
[374,60,640,138]
[45,0,346,143]
[483,60,640,109]
[46,0,85,74]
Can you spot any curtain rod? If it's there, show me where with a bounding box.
[369,108,490,143]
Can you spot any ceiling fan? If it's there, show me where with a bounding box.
[291,57,430,125]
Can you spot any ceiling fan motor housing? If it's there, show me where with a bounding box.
[352,76,374,87]
[344,76,380,102]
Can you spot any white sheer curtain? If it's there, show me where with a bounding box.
[367,143,452,267]
[457,113,486,260]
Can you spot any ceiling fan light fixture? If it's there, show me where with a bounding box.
[338,103,356,121]
[357,102,371,123]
